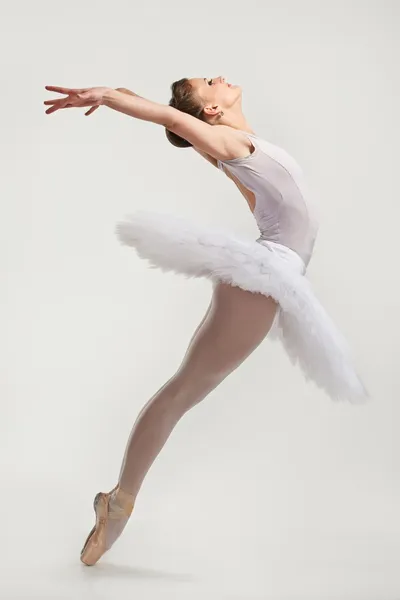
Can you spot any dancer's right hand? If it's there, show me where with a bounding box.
[44,85,111,116]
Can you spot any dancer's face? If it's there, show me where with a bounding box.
[189,76,242,120]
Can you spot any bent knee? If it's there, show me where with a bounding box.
[170,367,227,411]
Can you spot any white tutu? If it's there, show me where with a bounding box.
[116,210,367,403]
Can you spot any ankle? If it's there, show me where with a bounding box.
[110,485,134,516]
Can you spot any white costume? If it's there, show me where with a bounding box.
[116,132,367,402]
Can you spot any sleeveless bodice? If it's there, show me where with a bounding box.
[217,132,319,266]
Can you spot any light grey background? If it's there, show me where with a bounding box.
[1,1,399,598]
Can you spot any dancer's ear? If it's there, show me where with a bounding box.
[203,104,223,118]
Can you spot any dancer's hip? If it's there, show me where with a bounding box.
[256,239,306,275]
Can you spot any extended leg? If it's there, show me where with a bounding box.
[118,283,277,496]
[81,283,277,564]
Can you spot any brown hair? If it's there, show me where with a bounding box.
[165,78,205,148]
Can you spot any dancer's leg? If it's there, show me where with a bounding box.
[105,283,277,548]
[182,301,212,357]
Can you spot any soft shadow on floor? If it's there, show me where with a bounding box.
[79,561,196,583]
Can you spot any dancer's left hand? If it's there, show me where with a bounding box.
[44,86,111,116]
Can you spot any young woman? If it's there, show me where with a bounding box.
[44,76,367,566]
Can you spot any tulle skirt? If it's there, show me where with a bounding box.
[115,210,367,403]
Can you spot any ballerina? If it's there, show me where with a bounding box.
[44,77,367,566]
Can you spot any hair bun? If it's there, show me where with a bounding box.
[166,78,204,149]
[165,128,192,148]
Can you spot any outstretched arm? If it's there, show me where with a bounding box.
[102,89,233,159]
[44,86,249,162]
[115,87,142,98]
[114,89,219,168]
[102,88,175,126]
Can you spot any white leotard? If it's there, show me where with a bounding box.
[217,132,319,266]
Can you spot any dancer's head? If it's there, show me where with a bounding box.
[166,76,242,148]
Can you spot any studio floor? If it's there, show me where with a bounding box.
[2,477,399,600]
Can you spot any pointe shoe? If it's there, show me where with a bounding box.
[80,485,134,566]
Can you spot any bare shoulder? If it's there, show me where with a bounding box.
[216,125,254,157]
[167,109,254,162]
